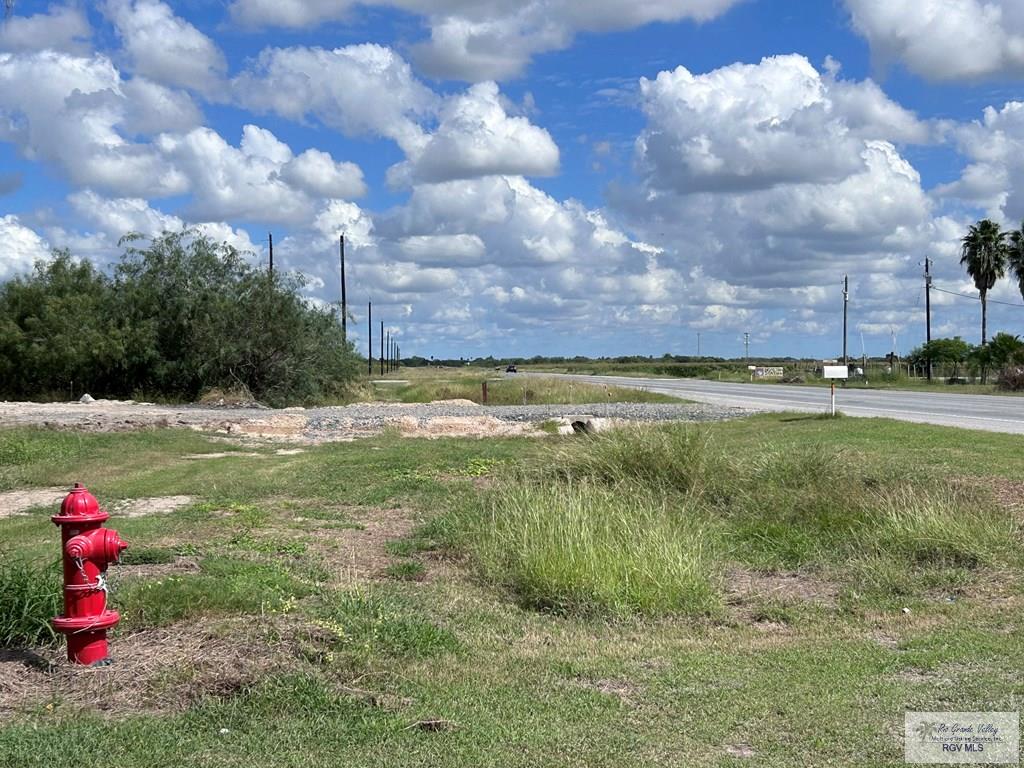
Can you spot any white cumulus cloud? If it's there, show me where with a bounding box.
[846,0,1024,81]
[390,81,560,185]
[637,54,928,194]
[233,44,435,153]
[228,0,743,80]
[104,0,227,94]
[0,215,52,281]
[0,5,91,54]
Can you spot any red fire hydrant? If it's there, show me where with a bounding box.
[51,483,128,665]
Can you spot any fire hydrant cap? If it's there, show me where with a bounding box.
[52,483,109,525]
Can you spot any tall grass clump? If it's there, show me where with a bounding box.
[469,482,719,617]
[865,486,1016,568]
[722,447,872,568]
[545,425,722,498]
[0,555,61,647]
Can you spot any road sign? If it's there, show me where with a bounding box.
[823,365,849,379]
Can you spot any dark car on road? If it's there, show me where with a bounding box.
[506,364,517,373]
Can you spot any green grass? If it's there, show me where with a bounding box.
[315,588,458,661]
[0,554,61,646]
[1,417,1023,767]
[443,425,1019,616]
[370,368,684,405]
[117,556,315,630]
[467,482,720,617]
[386,561,427,581]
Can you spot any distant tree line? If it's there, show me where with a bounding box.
[400,354,804,368]
[0,231,360,406]
[907,333,1024,388]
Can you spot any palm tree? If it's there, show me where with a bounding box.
[1009,222,1024,301]
[960,219,1008,347]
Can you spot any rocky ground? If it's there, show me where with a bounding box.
[0,399,752,442]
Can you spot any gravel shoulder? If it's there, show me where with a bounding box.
[0,399,752,443]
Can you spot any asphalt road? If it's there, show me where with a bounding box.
[538,374,1024,435]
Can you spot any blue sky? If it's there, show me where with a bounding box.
[2,0,1024,360]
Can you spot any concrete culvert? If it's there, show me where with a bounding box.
[571,421,591,434]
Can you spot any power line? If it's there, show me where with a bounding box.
[932,285,1024,308]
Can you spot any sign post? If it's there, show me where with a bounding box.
[822,365,849,416]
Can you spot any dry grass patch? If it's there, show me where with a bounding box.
[307,507,417,583]
[0,616,333,718]
[724,567,839,624]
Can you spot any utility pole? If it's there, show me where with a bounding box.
[743,332,750,361]
[386,330,391,373]
[924,257,932,381]
[340,235,347,342]
[842,275,849,366]
[367,301,372,376]
[380,322,384,376]
[268,232,274,276]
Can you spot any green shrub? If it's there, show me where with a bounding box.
[0,556,61,647]
[0,232,361,406]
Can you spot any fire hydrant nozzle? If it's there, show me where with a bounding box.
[51,484,129,666]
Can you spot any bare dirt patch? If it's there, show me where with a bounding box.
[724,567,838,624]
[108,496,194,518]
[576,677,640,705]
[725,567,838,607]
[985,476,1024,513]
[0,489,194,519]
[0,617,332,718]
[0,486,68,517]
[111,556,202,581]
[724,744,757,759]
[183,451,263,460]
[308,507,416,582]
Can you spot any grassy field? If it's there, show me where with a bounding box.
[364,367,684,404]
[0,415,1021,767]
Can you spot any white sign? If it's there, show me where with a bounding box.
[754,367,783,378]
[823,365,849,379]
[905,711,1019,764]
